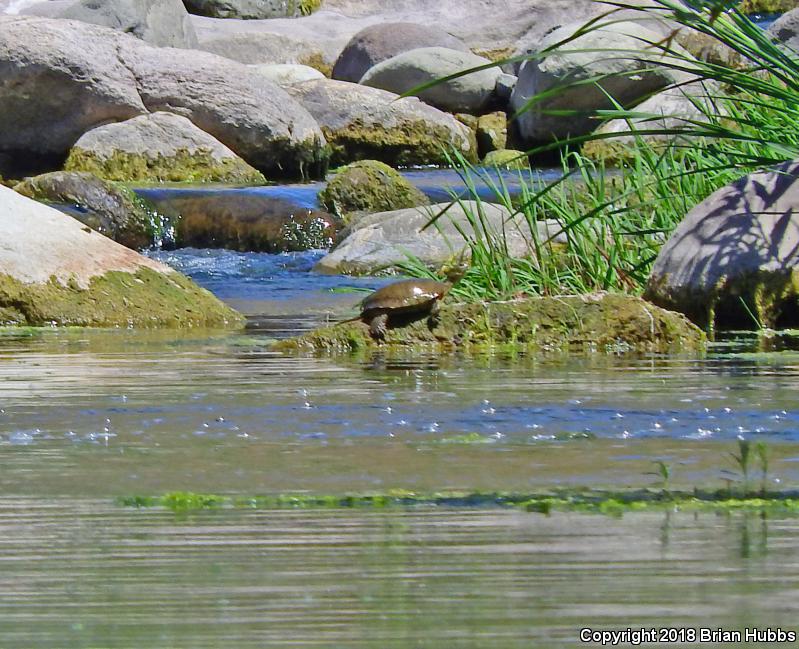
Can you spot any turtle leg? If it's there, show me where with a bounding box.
[427,300,441,329]
[368,312,389,340]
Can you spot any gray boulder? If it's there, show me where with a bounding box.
[13,171,166,250]
[247,63,325,85]
[645,159,799,330]
[314,201,563,275]
[196,30,328,67]
[768,8,799,53]
[360,47,501,114]
[6,0,197,48]
[0,16,328,179]
[0,184,242,327]
[510,20,695,144]
[284,79,476,167]
[183,0,320,19]
[0,15,146,173]
[64,112,266,184]
[332,22,469,83]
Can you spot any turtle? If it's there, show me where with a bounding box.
[341,262,467,340]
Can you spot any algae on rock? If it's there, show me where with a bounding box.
[276,293,704,354]
[318,160,429,222]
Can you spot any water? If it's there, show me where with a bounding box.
[2,248,799,646]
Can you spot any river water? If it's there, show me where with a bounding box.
[1,246,799,646]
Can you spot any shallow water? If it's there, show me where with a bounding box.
[3,248,799,645]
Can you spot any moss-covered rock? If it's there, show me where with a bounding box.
[318,160,429,222]
[14,171,169,250]
[476,112,508,156]
[63,112,266,185]
[739,0,798,13]
[481,149,530,170]
[275,293,704,354]
[0,267,243,328]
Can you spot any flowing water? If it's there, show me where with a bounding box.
[3,250,799,646]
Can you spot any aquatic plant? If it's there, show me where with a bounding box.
[647,460,674,497]
[731,437,753,492]
[755,440,771,494]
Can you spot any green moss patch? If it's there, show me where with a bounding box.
[118,487,799,517]
[318,160,429,221]
[481,149,530,170]
[64,148,266,185]
[0,268,244,328]
[275,293,705,354]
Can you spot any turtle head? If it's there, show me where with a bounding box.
[439,250,469,284]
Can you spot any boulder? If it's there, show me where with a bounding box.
[314,201,563,275]
[768,8,799,53]
[0,16,146,174]
[0,16,328,180]
[581,82,717,163]
[476,112,508,156]
[481,149,529,170]
[64,112,266,184]
[196,30,329,69]
[141,191,339,252]
[284,79,476,167]
[13,171,166,250]
[183,0,321,19]
[644,159,799,330]
[332,22,469,83]
[247,63,325,85]
[318,161,429,223]
[510,20,695,144]
[360,47,501,114]
[0,184,242,327]
[6,0,197,48]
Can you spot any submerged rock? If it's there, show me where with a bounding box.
[318,160,429,223]
[145,191,339,252]
[645,159,799,331]
[284,78,476,167]
[481,149,529,170]
[13,171,167,251]
[0,185,242,328]
[276,293,704,354]
[64,112,266,184]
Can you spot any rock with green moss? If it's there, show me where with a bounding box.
[14,171,168,250]
[318,160,429,222]
[64,112,266,185]
[645,159,799,331]
[275,292,704,354]
[0,184,243,328]
[481,149,529,170]
[183,0,321,18]
[476,112,507,156]
[284,79,477,167]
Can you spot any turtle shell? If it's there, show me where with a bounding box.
[360,279,451,316]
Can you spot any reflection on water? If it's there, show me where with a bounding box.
[0,500,796,648]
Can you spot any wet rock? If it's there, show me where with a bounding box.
[645,159,799,330]
[3,0,197,48]
[768,7,799,52]
[183,0,321,19]
[276,293,704,354]
[318,161,429,223]
[510,20,695,144]
[144,191,339,252]
[0,184,243,327]
[314,201,557,275]
[64,112,265,185]
[476,112,508,156]
[284,78,476,167]
[247,63,325,85]
[13,171,167,251]
[360,47,501,114]
[332,22,469,83]
[0,16,327,180]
